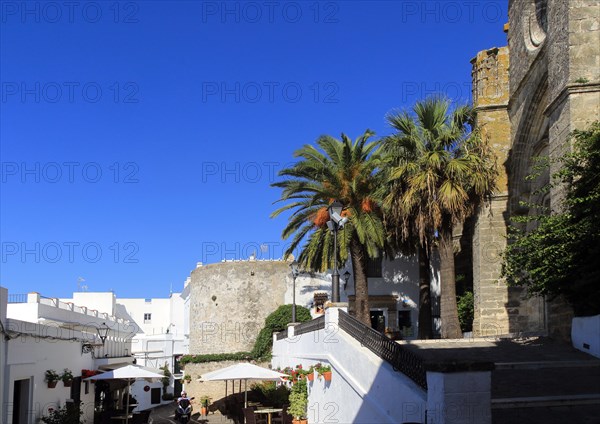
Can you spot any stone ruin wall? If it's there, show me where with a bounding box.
[473,0,599,339]
[188,261,291,355]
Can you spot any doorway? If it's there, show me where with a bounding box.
[12,379,30,424]
[370,310,386,332]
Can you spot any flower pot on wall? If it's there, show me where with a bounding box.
[307,373,314,382]
[292,419,308,424]
[321,371,332,381]
[47,381,58,388]
[63,380,73,387]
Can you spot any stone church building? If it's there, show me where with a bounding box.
[471,0,599,339]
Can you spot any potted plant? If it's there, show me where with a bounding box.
[288,378,307,424]
[315,363,332,381]
[183,374,192,384]
[45,370,59,388]
[306,366,315,382]
[61,369,74,387]
[200,395,211,416]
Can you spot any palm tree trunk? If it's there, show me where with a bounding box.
[418,244,433,339]
[350,237,370,326]
[439,219,462,338]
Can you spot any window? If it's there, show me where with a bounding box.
[366,256,382,278]
[144,313,152,323]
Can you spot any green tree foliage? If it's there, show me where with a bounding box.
[251,304,312,360]
[457,291,474,333]
[381,96,497,338]
[272,131,387,325]
[250,381,290,408]
[502,122,600,316]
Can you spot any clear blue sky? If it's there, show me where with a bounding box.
[1,1,508,298]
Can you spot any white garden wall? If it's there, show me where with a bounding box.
[272,308,426,423]
[571,315,600,359]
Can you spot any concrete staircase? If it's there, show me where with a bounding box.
[491,361,600,424]
[399,336,600,424]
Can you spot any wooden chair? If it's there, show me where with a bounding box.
[243,408,267,424]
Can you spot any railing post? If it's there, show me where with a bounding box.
[27,292,40,303]
[287,323,296,338]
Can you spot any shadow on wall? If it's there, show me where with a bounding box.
[349,364,426,424]
[114,303,143,335]
[382,255,418,285]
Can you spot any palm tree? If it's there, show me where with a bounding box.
[271,130,385,325]
[381,97,497,338]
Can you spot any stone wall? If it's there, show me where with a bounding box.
[471,47,512,336]
[472,0,599,339]
[182,360,271,405]
[189,260,329,354]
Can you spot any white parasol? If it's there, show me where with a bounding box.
[198,363,287,408]
[85,365,164,424]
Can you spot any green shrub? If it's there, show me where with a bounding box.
[179,352,253,366]
[457,291,474,333]
[250,381,290,407]
[288,378,307,419]
[41,402,84,424]
[160,362,171,388]
[251,304,312,360]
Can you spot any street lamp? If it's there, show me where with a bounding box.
[289,260,300,323]
[82,322,110,354]
[327,200,348,302]
[97,322,109,344]
[343,270,351,291]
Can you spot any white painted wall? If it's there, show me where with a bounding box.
[70,292,116,316]
[284,272,331,315]
[272,308,427,424]
[118,296,184,337]
[8,294,135,359]
[1,287,8,423]
[426,372,491,424]
[571,315,600,359]
[338,253,440,338]
[4,318,97,424]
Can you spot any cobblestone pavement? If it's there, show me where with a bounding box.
[149,404,234,424]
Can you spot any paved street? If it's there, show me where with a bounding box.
[149,404,235,424]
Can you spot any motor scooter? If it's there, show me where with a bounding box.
[176,396,194,423]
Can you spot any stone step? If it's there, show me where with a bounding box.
[495,360,600,370]
[492,365,600,398]
[492,403,600,424]
[492,393,600,408]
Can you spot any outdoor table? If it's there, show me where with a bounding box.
[110,414,133,421]
[254,408,283,424]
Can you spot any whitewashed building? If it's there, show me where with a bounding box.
[60,288,190,403]
[1,287,135,424]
